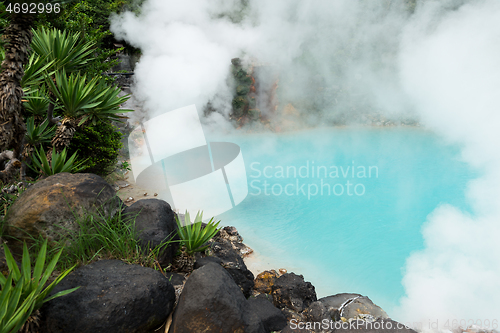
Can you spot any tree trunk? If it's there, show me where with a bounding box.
[0,13,35,183]
[51,117,79,153]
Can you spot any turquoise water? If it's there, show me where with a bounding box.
[209,127,476,316]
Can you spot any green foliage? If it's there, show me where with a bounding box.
[38,0,143,76]
[29,146,86,176]
[23,86,51,117]
[0,273,35,333]
[21,53,54,88]
[52,203,173,269]
[46,70,131,122]
[67,121,122,176]
[46,70,102,118]
[0,186,26,238]
[119,160,131,172]
[175,211,221,255]
[31,27,95,73]
[78,81,132,126]
[0,192,18,220]
[25,116,56,146]
[0,240,78,332]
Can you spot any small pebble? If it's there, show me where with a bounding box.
[154,193,158,196]
[279,268,287,275]
[124,197,134,203]
[143,192,147,196]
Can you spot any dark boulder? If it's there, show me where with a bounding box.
[303,301,331,323]
[226,266,255,298]
[319,294,388,321]
[4,173,121,244]
[41,260,175,333]
[169,262,265,333]
[122,199,179,265]
[210,239,254,297]
[193,256,223,269]
[247,296,287,332]
[271,273,317,313]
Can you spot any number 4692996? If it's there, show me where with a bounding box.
[6,2,61,14]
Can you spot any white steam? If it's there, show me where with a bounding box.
[110,0,500,327]
[395,0,500,327]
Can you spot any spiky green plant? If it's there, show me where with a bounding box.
[31,27,95,73]
[0,240,79,333]
[175,211,221,255]
[23,86,52,117]
[21,53,54,88]
[46,70,131,124]
[78,81,132,126]
[29,146,86,176]
[25,117,56,146]
[46,70,103,119]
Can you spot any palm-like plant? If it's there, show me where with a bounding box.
[21,53,54,88]
[31,27,95,73]
[23,86,52,118]
[30,145,86,176]
[46,70,131,151]
[78,81,131,126]
[0,7,36,183]
[173,211,221,272]
[0,2,81,184]
[46,70,102,151]
[25,117,56,147]
[47,70,103,119]
[0,240,79,332]
[175,211,221,255]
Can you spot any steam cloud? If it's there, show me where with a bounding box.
[396,0,500,326]
[110,0,500,327]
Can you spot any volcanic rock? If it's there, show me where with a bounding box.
[41,260,175,333]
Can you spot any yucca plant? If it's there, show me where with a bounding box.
[46,70,132,151]
[21,53,54,88]
[46,71,102,151]
[0,240,79,332]
[0,273,37,333]
[46,70,103,120]
[78,81,132,126]
[31,27,95,73]
[23,86,51,118]
[175,211,221,255]
[29,145,86,176]
[25,117,56,147]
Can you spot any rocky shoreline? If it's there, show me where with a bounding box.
[0,172,419,333]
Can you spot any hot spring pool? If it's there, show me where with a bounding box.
[207,127,477,316]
